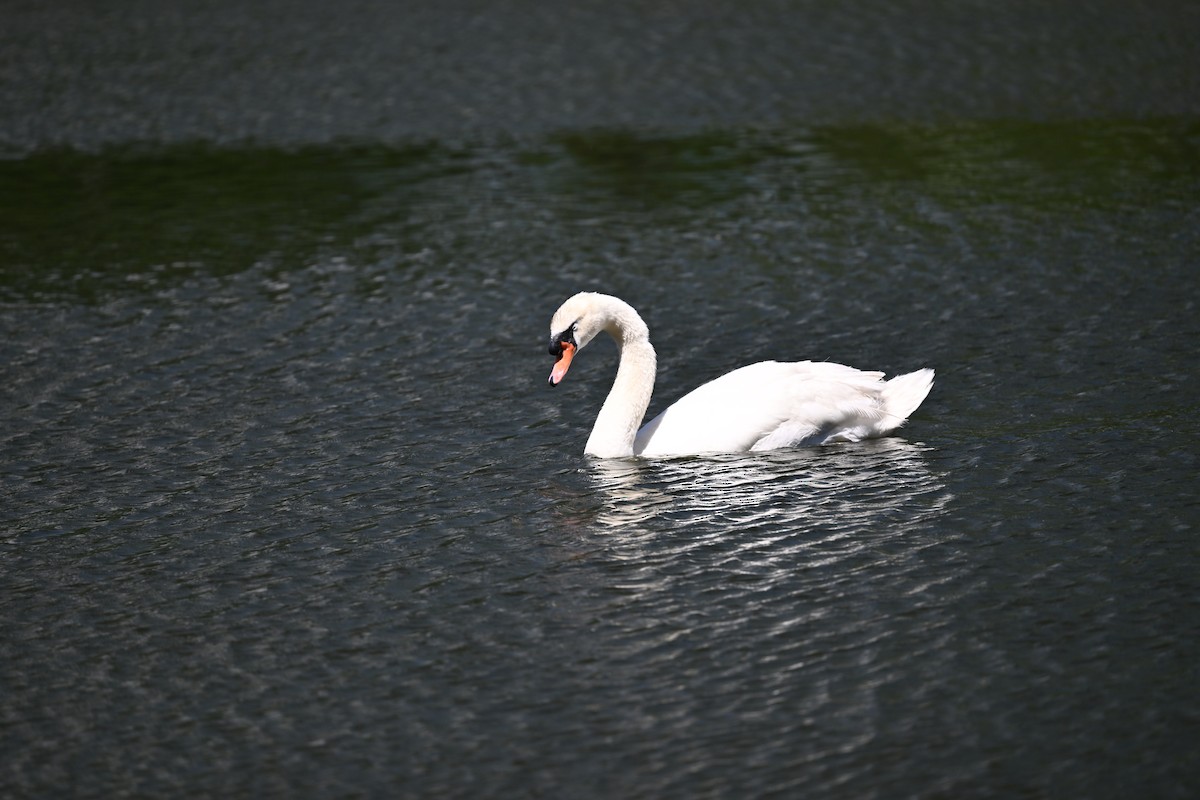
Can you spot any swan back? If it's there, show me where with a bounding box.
[634,362,933,457]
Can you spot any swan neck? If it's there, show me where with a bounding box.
[584,301,656,458]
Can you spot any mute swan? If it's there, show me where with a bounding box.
[547,292,934,458]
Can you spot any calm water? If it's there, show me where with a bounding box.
[3,4,1200,798]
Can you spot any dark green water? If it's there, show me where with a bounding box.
[3,3,1200,798]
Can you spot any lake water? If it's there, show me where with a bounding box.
[2,4,1199,799]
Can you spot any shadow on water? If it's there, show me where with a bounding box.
[0,142,472,303]
[3,118,1195,304]
[529,129,788,209]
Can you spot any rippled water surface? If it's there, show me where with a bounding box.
[2,13,1200,794]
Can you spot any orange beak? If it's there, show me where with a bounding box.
[549,341,576,386]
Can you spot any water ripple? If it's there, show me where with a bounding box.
[2,121,1198,799]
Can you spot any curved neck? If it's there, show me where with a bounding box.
[584,299,657,458]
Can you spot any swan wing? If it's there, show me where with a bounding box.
[633,361,930,457]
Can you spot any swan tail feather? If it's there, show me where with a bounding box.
[880,368,935,431]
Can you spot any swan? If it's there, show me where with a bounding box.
[547,292,934,458]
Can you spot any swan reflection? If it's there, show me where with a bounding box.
[587,439,949,537]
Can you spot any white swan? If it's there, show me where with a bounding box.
[547,292,934,458]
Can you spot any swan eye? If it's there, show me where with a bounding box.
[548,323,578,357]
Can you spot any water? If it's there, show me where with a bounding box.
[3,4,1200,799]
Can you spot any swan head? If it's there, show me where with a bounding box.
[548,292,643,386]
[548,292,599,386]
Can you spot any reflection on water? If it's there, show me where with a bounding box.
[588,439,949,534]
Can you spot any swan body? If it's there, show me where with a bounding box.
[547,292,934,458]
